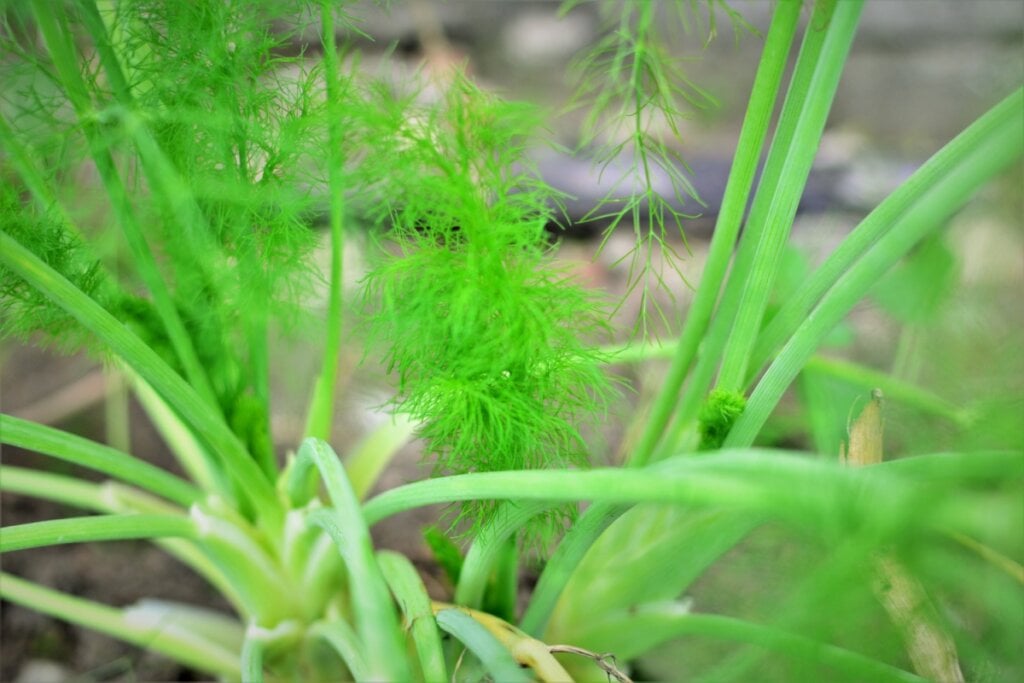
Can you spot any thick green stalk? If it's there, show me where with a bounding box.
[240,627,265,683]
[309,619,370,681]
[0,514,195,553]
[304,2,347,441]
[0,466,248,614]
[716,0,861,392]
[30,0,221,412]
[191,504,299,625]
[0,231,282,526]
[0,466,114,513]
[664,0,842,450]
[0,573,241,678]
[378,551,448,683]
[297,438,410,681]
[0,414,201,507]
[726,103,1023,447]
[345,414,417,500]
[361,450,1008,541]
[518,501,623,636]
[626,0,802,467]
[748,87,1024,374]
[128,371,225,497]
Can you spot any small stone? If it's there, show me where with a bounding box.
[13,659,71,683]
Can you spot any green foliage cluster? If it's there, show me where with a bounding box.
[1,0,335,469]
[0,184,108,351]
[357,75,613,537]
[698,388,747,450]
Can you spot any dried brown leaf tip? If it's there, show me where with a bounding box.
[841,388,884,467]
[841,389,966,683]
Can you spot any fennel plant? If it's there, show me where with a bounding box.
[1,1,1021,681]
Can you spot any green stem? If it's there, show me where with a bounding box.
[103,368,132,453]
[0,572,241,679]
[191,503,297,625]
[520,0,803,639]
[308,619,370,681]
[626,0,802,467]
[0,466,116,512]
[716,0,859,392]
[0,466,248,615]
[0,413,202,507]
[519,501,624,636]
[377,551,448,683]
[30,0,221,413]
[726,94,1023,448]
[304,2,347,441]
[666,0,842,447]
[748,87,1024,375]
[0,514,195,553]
[240,624,265,683]
[362,450,1000,540]
[0,230,282,527]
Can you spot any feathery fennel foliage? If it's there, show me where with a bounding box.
[359,73,613,538]
[1,0,338,468]
[565,0,756,333]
